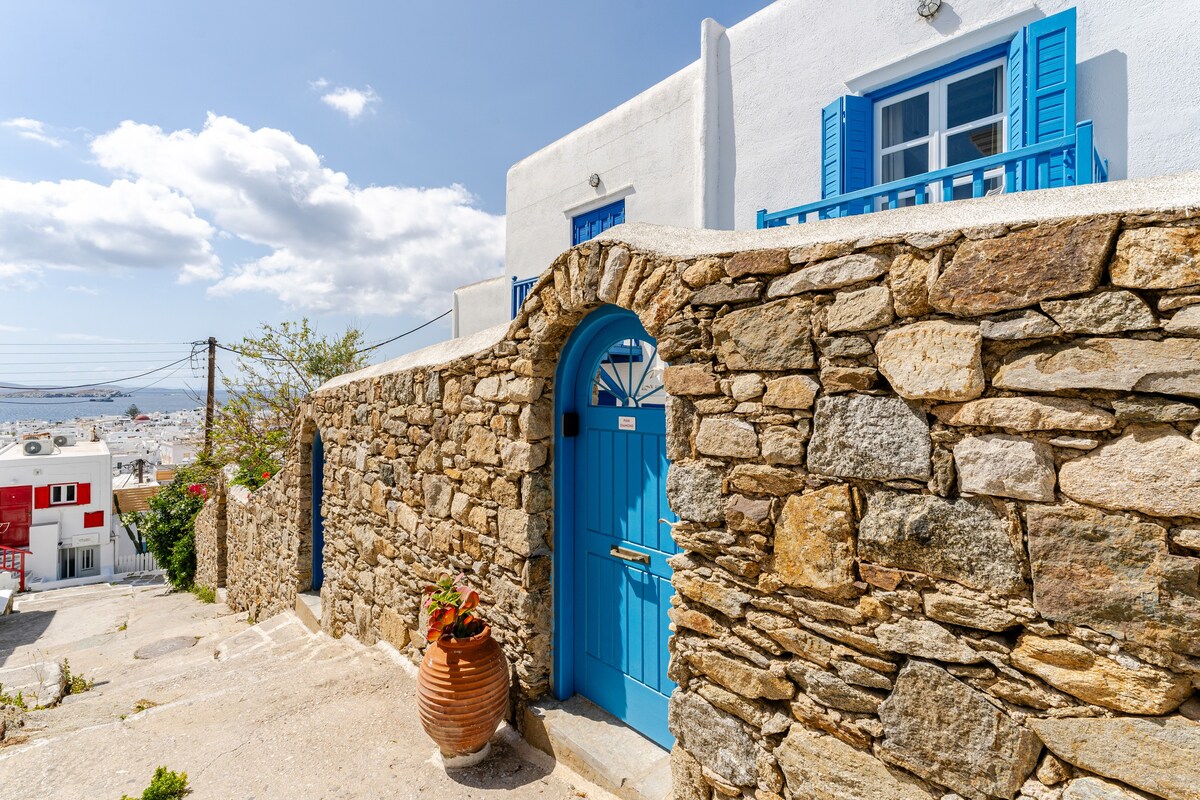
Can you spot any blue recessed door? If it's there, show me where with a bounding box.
[558,306,677,748]
[312,431,325,591]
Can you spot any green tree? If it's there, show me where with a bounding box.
[212,319,367,486]
[140,463,212,589]
[125,403,140,419]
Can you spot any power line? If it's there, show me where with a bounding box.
[0,350,192,356]
[0,341,194,347]
[0,353,199,391]
[352,309,451,354]
[210,308,452,363]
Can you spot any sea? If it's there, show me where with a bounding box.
[0,388,230,426]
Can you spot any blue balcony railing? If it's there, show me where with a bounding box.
[511,275,538,318]
[757,120,1107,228]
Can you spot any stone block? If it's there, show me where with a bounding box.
[1110,225,1200,289]
[875,320,984,401]
[993,337,1200,398]
[726,248,790,278]
[776,724,936,800]
[1010,634,1193,714]
[808,395,931,481]
[858,490,1025,594]
[825,285,894,333]
[761,425,806,466]
[890,251,939,318]
[874,617,981,663]
[666,461,726,524]
[664,365,720,396]
[1031,716,1200,800]
[1165,304,1200,335]
[713,298,815,371]
[878,661,1042,800]
[686,650,793,700]
[696,418,759,459]
[1041,289,1158,334]
[1026,503,1200,656]
[667,693,759,787]
[767,253,890,297]
[932,396,1116,431]
[979,309,1061,340]
[954,433,1057,501]
[929,217,1117,315]
[761,374,819,409]
[1058,424,1200,517]
[773,485,856,596]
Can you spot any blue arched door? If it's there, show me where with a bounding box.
[312,431,325,591]
[554,306,678,748]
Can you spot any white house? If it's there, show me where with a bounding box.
[0,438,114,588]
[453,0,1200,336]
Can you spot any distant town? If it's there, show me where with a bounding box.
[0,406,203,481]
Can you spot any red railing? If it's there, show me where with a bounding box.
[0,543,31,592]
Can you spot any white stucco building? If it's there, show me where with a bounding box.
[0,439,114,588]
[453,0,1200,336]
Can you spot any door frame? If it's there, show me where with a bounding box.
[311,430,325,592]
[552,304,663,701]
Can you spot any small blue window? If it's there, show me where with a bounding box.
[572,199,625,246]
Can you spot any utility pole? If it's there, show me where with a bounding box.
[204,336,217,458]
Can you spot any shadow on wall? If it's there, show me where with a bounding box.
[1079,49,1129,181]
[928,3,964,36]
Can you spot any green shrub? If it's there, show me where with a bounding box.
[140,463,212,590]
[61,658,93,696]
[121,766,189,800]
[229,439,282,491]
[190,584,216,604]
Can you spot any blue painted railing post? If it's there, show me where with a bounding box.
[756,209,767,230]
[1075,120,1095,186]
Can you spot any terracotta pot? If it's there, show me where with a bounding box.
[416,625,509,757]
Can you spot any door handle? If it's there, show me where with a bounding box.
[610,545,651,564]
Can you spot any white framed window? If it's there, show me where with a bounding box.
[875,59,1007,203]
[49,483,77,505]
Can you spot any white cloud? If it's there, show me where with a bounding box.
[0,323,24,333]
[2,117,66,148]
[92,113,504,314]
[66,284,100,295]
[319,85,380,120]
[0,176,220,283]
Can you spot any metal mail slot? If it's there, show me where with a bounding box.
[610,545,650,565]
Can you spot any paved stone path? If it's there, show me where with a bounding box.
[0,581,614,799]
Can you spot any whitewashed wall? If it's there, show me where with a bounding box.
[502,0,1200,284]
[453,275,512,338]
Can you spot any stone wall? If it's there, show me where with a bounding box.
[197,187,1200,800]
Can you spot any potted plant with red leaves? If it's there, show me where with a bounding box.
[415,574,509,764]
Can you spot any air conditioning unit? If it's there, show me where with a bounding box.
[52,434,76,448]
[22,438,55,456]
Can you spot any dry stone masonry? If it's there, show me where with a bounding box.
[197,197,1200,800]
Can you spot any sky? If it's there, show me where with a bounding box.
[0,0,774,391]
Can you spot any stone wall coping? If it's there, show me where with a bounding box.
[598,170,1200,257]
[318,171,1200,392]
[316,322,509,393]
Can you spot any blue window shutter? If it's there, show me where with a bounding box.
[1025,8,1077,187]
[1007,27,1027,190]
[820,96,873,202]
[843,95,873,194]
[572,199,626,246]
[820,99,843,199]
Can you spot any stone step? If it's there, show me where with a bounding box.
[0,589,13,615]
[294,591,321,633]
[522,696,672,800]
